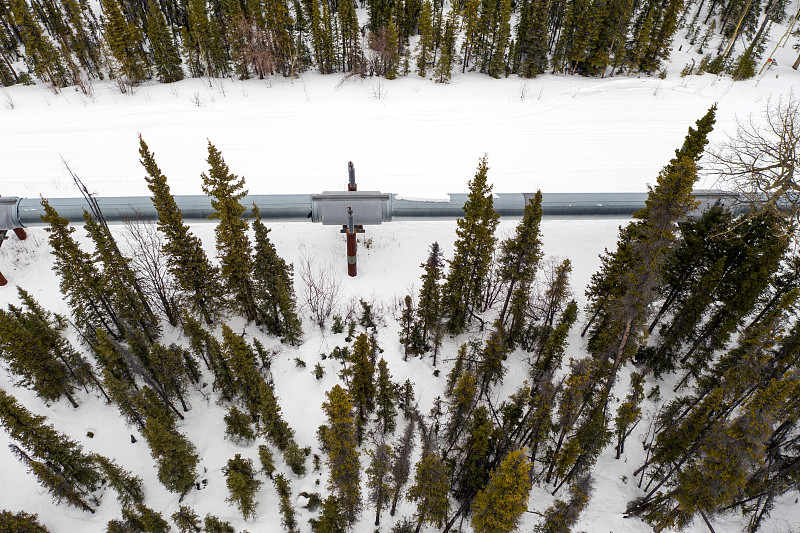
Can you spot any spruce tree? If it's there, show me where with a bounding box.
[0,389,104,512]
[417,241,444,360]
[415,1,433,77]
[171,505,201,533]
[251,205,303,344]
[202,142,258,322]
[0,510,51,532]
[374,358,397,434]
[274,473,298,532]
[471,449,532,533]
[407,451,450,532]
[614,372,645,458]
[101,0,150,83]
[497,191,544,336]
[224,454,262,519]
[40,199,122,341]
[389,419,416,516]
[366,441,393,525]
[319,385,361,525]
[144,0,183,83]
[140,390,199,495]
[346,333,376,443]
[309,495,347,533]
[443,155,500,333]
[140,136,222,325]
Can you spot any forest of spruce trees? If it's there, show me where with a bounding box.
[0,96,799,533]
[0,0,797,90]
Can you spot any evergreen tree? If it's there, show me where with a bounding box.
[389,419,416,516]
[139,136,222,325]
[366,441,393,525]
[309,495,347,533]
[0,510,51,532]
[417,241,444,361]
[415,0,433,77]
[471,449,532,533]
[374,358,397,434]
[319,385,361,525]
[140,391,199,495]
[498,191,544,337]
[0,290,95,408]
[251,205,303,344]
[171,505,201,533]
[614,372,644,458]
[346,333,376,443]
[443,155,500,333]
[398,295,423,359]
[433,5,456,83]
[515,0,550,76]
[0,389,103,512]
[144,0,183,83]
[40,199,122,341]
[452,405,495,510]
[534,474,594,533]
[93,455,145,509]
[224,454,262,519]
[407,451,450,532]
[203,515,235,533]
[82,209,159,342]
[257,444,276,478]
[120,504,170,533]
[586,105,717,404]
[101,0,150,83]
[224,405,256,445]
[487,0,511,78]
[202,142,257,323]
[7,0,70,86]
[274,473,297,532]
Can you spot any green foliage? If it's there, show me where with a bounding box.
[224,454,262,519]
[407,451,449,529]
[366,442,393,525]
[140,136,222,325]
[224,406,256,445]
[251,205,303,344]
[374,358,397,435]
[0,510,51,532]
[274,473,298,532]
[309,495,347,533]
[141,400,199,495]
[120,504,170,533]
[320,385,361,525]
[202,142,257,322]
[202,515,234,533]
[171,505,201,533]
[444,155,500,333]
[471,449,532,533]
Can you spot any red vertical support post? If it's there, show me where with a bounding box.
[347,208,357,277]
[346,162,358,276]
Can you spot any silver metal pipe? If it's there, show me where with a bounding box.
[0,190,743,230]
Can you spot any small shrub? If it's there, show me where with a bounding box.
[331,315,344,334]
[294,357,306,369]
[314,362,324,380]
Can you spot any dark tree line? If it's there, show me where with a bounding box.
[1,0,786,89]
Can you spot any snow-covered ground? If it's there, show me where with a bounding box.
[2,16,800,532]
[1,47,799,202]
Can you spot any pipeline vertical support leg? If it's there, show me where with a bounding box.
[346,231,357,277]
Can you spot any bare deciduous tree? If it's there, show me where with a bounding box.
[122,216,181,327]
[299,255,342,329]
[709,94,800,232]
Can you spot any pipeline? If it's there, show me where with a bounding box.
[0,190,741,229]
